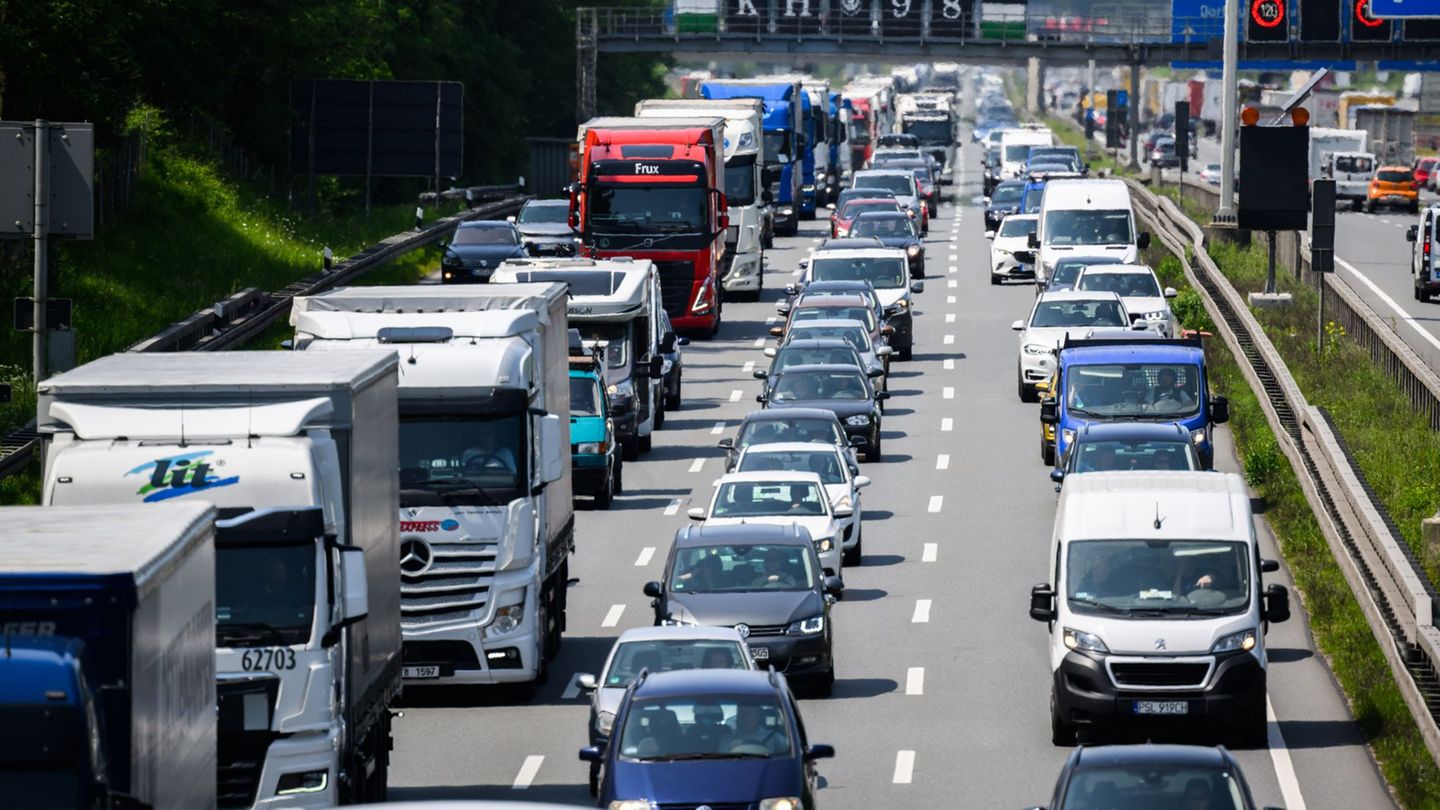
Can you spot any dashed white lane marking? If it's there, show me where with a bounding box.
[561,673,584,700]
[1334,256,1440,354]
[946,295,956,304]
[912,600,932,623]
[729,389,743,402]
[752,337,767,348]
[942,386,954,399]
[710,421,726,435]
[743,361,755,372]
[1378,217,1393,225]
[688,458,705,473]
[893,750,916,783]
[906,667,925,695]
[945,313,956,322]
[943,359,955,370]
[635,547,655,566]
[941,417,954,431]
[601,604,626,628]
[948,280,958,288]
[766,316,780,325]
[948,266,957,274]
[664,499,683,516]
[936,454,950,470]
[922,542,938,562]
[927,495,944,513]
[513,755,544,789]
[943,334,955,345]
[1267,696,1309,810]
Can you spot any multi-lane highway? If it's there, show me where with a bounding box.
[383,118,1398,808]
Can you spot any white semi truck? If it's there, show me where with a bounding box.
[634,98,769,298]
[290,283,574,692]
[37,351,402,808]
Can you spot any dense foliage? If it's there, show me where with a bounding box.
[0,0,669,183]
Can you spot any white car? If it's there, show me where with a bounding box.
[689,471,849,583]
[1011,290,1131,402]
[735,442,872,566]
[1199,163,1223,186]
[988,213,1038,284]
[1073,264,1178,337]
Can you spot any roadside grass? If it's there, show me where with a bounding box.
[1152,251,1440,806]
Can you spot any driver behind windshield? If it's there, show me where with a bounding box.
[460,427,518,474]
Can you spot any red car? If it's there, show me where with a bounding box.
[1415,156,1439,189]
[830,198,903,238]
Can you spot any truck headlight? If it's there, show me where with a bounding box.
[1211,628,1257,653]
[493,594,526,634]
[1062,627,1109,653]
[786,615,825,636]
[576,442,604,454]
[276,770,329,796]
[597,710,616,736]
[845,414,871,426]
[608,379,635,399]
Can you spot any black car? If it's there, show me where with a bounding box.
[719,408,864,472]
[848,211,926,278]
[658,308,687,411]
[580,668,835,808]
[1033,744,1266,810]
[757,363,888,461]
[440,221,528,283]
[875,132,920,150]
[511,199,579,256]
[1050,422,1203,487]
[643,523,841,693]
[985,179,1025,233]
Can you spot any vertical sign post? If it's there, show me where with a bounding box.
[32,120,49,382]
[1311,179,1337,359]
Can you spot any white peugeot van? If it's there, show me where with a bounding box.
[1024,179,1151,286]
[1028,472,1290,748]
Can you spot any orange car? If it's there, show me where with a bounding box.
[1366,165,1420,213]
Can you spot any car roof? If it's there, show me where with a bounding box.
[741,441,845,456]
[840,197,901,206]
[818,238,886,250]
[1076,264,1156,275]
[786,320,867,332]
[1076,422,1191,441]
[632,668,783,699]
[855,169,915,179]
[1072,744,1231,769]
[457,220,515,229]
[777,338,859,351]
[523,199,569,208]
[675,521,815,548]
[802,280,878,292]
[840,188,898,198]
[716,470,828,483]
[793,295,868,307]
[1037,290,1124,302]
[1002,213,1038,223]
[613,625,746,644]
[852,210,910,220]
[810,247,907,259]
[741,407,842,423]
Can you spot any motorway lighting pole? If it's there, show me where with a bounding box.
[1217,0,1240,221]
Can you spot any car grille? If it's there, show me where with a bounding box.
[654,260,695,318]
[216,677,280,808]
[401,540,498,629]
[1109,661,1211,688]
[740,623,787,637]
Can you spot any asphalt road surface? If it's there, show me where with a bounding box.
[387,126,1396,809]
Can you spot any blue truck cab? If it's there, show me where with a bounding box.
[1040,336,1230,469]
[1021,177,1046,214]
[569,336,621,509]
[702,80,804,236]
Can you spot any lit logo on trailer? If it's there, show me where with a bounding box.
[125,450,239,502]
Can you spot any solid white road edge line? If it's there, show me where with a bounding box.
[1267,696,1308,810]
[512,755,544,789]
[635,547,655,567]
[893,750,916,784]
[905,667,925,695]
[601,604,626,628]
[1334,255,1440,354]
[912,600,932,622]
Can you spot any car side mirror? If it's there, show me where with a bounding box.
[1013,250,1035,265]
[1262,558,1280,573]
[506,215,517,223]
[756,394,767,404]
[982,196,991,206]
[868,368,884,378]
[1027,232,1040,249]
[753,370,768,379]
[1011,319,1025,331]
[643,581,663,598]
[577,673,598,690]
[763,347,777,358]
[1163,287,1178,299]
[687,507,707,521]
[784,284,799,296]
[910,281,924,293]
[579,746,603,763]
[798,259,810,269]
[875,390,890,400]
[854,475,871,489]
[1029,583,1056,622]
[985,230,996,239]
[834,504,854,518]
[822,577,843,597]
[1138,231,1152,250]
[717,437,734,449]
[1407,224,1419,242]
[1039,398,1058,424]
[769,326,784,337]
[806,743,837,760]
[1265,583,1291,623]
[678,336,690,346]
[876,345,894,357]
[1210,395,1230,424]
[1049,468,1065,484]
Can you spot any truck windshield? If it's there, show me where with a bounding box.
[590,184,707,234]
[399,413,526,507]
[1066,363,1201,418]
[1005,143,1041,162]
[1067,539,1251,616]
[1044,210,1133,247]
[575,322,630,369]
[810,256,906,289]
[764,131,792,163]
[216,544,317,647]
[903,119,953,144]
[1335,155,1373,174]
[724,155,757,206]
[848,117,870,143]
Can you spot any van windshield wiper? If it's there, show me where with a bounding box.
[1067,598,1130,615]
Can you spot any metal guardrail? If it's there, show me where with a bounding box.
[1131,179,1440,766]
[0,192,529,482]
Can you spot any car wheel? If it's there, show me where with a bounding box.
[639,432,653,454]
[1019,371,1038,403]
[813,663,835,698]
[868,430,882,462]
[843,525,863,567]
[588,762,601,797]
[666,373,683,411]
[990,273,1001,285]
[622,440,639,462]
[613,455,623,494]
[1042,436,1056,467]
[1051,688,1077,746]
[897,346,912,361]
[594,470,613,510]
[1419,285,1431,303]
[654,401,665,430]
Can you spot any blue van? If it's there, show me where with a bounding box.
[1039,336,1230,469]
[570,360,620,509]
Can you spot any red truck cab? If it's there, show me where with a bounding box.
[571,118,729,337]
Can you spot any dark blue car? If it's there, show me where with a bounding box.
[440,220,528,283]
[581,669,835,809]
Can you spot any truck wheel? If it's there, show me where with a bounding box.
[1051,688,1077,746]
[594,469,614,509]
[1236,713,1269,749]
[1419,285,1430,303]
[897,346,912,361]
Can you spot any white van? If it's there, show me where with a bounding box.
[1406,204,1440,302]
[999,126,1054,179]
[1028,472,1291,747]
[1027,179,1151,285]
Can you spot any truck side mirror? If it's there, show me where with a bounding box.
[1261,558,1281,573]
[1138,231,1152,250]
[1407,224,1420,242]
[910,280,924,293]
[1029,583,1056,622]
[1265,584,1291,624]
[661,332,677,353]
[649,356,665,377]
[1210,395,1230,424]
[340,548,370,624]
[643,581,663,598]
[1039,398,1059,424]
[540,414,565,484]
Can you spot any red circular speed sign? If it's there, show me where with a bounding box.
[1355,0,1384,26]
[1251,0,1284,28]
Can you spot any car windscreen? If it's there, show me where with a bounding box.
[1005,143,1040,161]
[518,204,568,225]
[793,306,875,331]
[603,639,750,687]
[1067,538,1251,616]
[775,346,862,370]
[1043,209,1133,247]
[1065,362,1201,418]
[991,183,1024,206]
[738,418,841,448]
[1029,298,1127,328]
[453,225,518,245]
[617,695,793,760]
[1023,186,1044,212]
[902,119,953,143]
[854,174,914,197]
[1377,169,1414,183]
[850,215,914,239]
[840,201,900,220]
[999,217,1037,238]
[810,256,906,289]
[739,449,846,484]
[1050,256,1124,286]
[838,189,897,208]
[1058,765,1247,810]
[1068,439,1197,473]
[1077,271,1161,298]
[711,479,828,517]
[787,324,871,353]
[570,376,602,415]
[770,369,870,402]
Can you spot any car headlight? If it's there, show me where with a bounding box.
[845,414,871,426]
[1142,310,1170,320]
[609,801,655,810]
[1191,428,1207,447]
[576,442,604,454]
[802,184,816,193]
[493,602,525,634]
[608,379,635,399]
[760,799,802,810]
[906,245,921,256]
[816,536,833,552]
[1023,343,1052,355]
[442,252,461,267]
[276,770,329,796]
[786,615,825,636]
[1062,429,1076,448]
[1212,628,1258,654]
[834,494,853,512]
[597,710,616,736]
[1062,627,1109,653]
